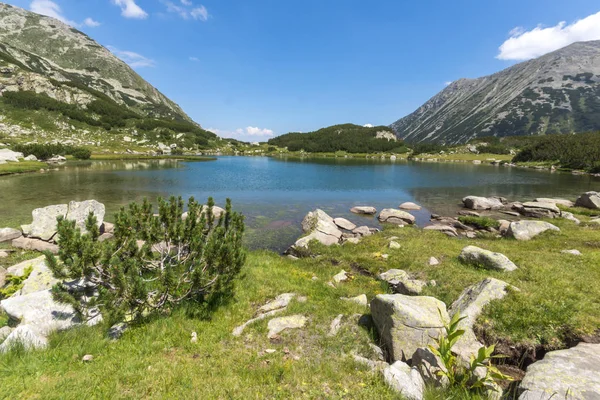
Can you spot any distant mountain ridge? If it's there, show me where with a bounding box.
[0,2,191,121]
[390,40,600,144]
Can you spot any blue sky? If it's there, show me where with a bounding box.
[4,1,600,141]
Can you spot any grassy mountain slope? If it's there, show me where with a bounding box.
[391,41,600,144]
[268,124,407,153]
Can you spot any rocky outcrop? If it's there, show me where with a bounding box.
[462,196,504,210]
[575,192,600,210]
[298,209,343,246]
[519,343,600,400]
[371,294,449,361]
[515,201,561,219]
[459,246,518,272]
[350,206,377,215]
[0,227,21,243]
[379,269,427,295]
[383,361,425,400]
[378,209,416,225]
[448,278,512,360]
[6,256,58,297]
[506,221,560,241]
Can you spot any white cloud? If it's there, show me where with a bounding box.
[162,1,209,21]
[497,11,600,60]
[246,126,274,136]
[112,0,148,19]
[206,126,275,139]
[363,124,374,128]
[83,17,101,27]
[444,81,452,86]
[30,0,77,26]
[190,6,208,21]
[189,56,199,62]
[108,46,155,68]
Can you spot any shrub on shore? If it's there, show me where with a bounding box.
[11,143,91,160]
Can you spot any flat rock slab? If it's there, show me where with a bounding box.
[258,293,296,313]
[7,256,58,296]
[423,224,458,237]
[449,278,512,360]
[399,202,422,211]
[507,221,560,241]
[0,227,21,243]
[11,237,58,254]
[267,315,307,338]
[535,198,574,208]
[516,202,561,218]
[575,191,600,210]
[519,343,600,400]
[378,209,415,225]
[350,206,377,215]
[459,246,518,272]
[371,294,449,361]
[333,218,356,231]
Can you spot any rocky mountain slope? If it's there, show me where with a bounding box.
[0,3,221,153]
[391,41,600,144]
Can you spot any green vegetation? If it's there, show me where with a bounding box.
[410,143,448,156]
[458,216,501,230]
[268,124,408,153]
[0,160,46,175]
[512,131,600,172]
[0,266,33,300]
[47,197,245,326]
[12,143,91,160]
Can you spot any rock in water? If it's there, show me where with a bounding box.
[371,294,449,361]
[350,206,377,215]
[575,191,600,210]
[0,227,21,243]
[462,196,504,210]
[448,278,512,360]
[399,202,421,211]
[459,246,518,272]
[378,209,416,225]
[519,343,600,400]
[267,315,307,338]
[293,209,343,249]
[506,220,560,241]
[383,360,425,400]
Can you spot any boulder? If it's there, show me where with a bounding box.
[428,257,440,266]
[399,202,421,211]
[561,249,582,256]
[515,202,561,219]
[0,266,6,287]
[65,200,106,234]
[332,270,348,283]
[389,240,401,249]
[383,360,425,400]
[459,246,518,272]
[267,315,307,338]
[0,149,23,162]
[378,209,415,225]
[28,204,68,241]
[352,226,372,236]
[296,209,343,247]
[350,206,377,215]
[6,256,58,296]
[24,154,38,161]
[371,294,449,361]
[519,343,600,400]
[561,211,581,225]
[412,347,448,387]
[575,192,600,210]
[342,294,368,307]
[535,198,574,208]
[506,221,560,241]
[333,218,356,231]
[11,237,59,254]
[0,227,21,243]
[423,224,458,237]
[379,269,426,295]
[462,196,504,210]
[448,278,512,360]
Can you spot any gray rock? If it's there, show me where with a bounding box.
[66,200,106,234]
[0,251,8,259]
[350,206,377,215]
[328,314,343,336]
[352,354,389,371]
[352,226,372,236]
[232,308,285,337]
[341,294,368,307]
[462,196,504,210]
[575,191,600,210]
[412,347,448,387]
[516,201,561,219]
[0,227,21,243]
[561,249,582,256]
[29,204,68,241]
[0,326,14,342]
[371,294,449,361]
[344,237,361,244]
[293,209,343,249]
[11,237,59,254]
[267,315,307,338]
[383,360,425,400]
[561,211,581,225]
[399,202,421,210]
[459,246,518,272]
[424,224,458,237]
[448,278,512,360]
[458,210,481,217]
[24,154,38,161]
[332,270,348,283]
[259,293,296,313]
[389,240,401,249]
[378,209,416,225]
[6,256,58,296]
[0,325,47,351]
[507,220,560,241]
[108,322,128,340]
[535,198,574,208]
[333,218,356,231]
[428,257,440,266]
[519,343,600,400]
[379,269,426,295]
[0,149,23,162]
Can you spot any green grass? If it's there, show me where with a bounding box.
[458,216,501,229]
[0,161,46,176]
[415,153,513,162]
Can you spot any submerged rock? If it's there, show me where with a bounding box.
[459,246,518,272]
[462,196,504,210]
[506,220,560,241]
[399,202,421,211]
[519,343,600,400]
[371,294,449,361]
